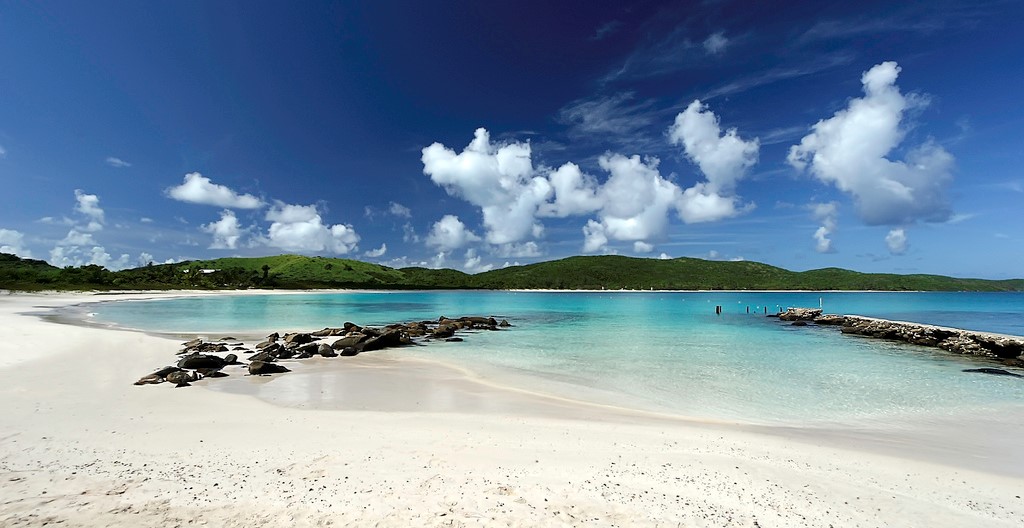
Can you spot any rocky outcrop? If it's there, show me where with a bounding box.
[778,308,822,321]
[777,310,1024,367]
[137,315,513,388]
[838,316,1024,360]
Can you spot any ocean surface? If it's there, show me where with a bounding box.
[84,291,1024,425]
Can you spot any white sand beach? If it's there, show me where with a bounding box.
[1,292,1022,527]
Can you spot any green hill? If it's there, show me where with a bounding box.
[1,252,1022,292]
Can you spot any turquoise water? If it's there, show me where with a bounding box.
[87,291,1024,424]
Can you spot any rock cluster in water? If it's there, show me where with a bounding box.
[774,307,1024,368]
[134,315,512,388]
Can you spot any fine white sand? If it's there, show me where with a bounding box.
[1,291,1022,527]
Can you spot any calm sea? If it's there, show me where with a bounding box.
[86,291,1024,424]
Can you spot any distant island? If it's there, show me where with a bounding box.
[2,252,1022,292]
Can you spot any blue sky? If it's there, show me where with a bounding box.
[1,1,1022,278]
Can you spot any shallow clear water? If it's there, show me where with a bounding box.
[87,291,1024,424]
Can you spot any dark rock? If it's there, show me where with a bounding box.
[432,324,457,339]
[813,314,846,326]
[196,368,228,378]
[343,322,362,333]
[165,370,195,387]
[331,334,369,350]
[779,308,823,321]
[318,344,337,357]
[177,353,227,370]
[181,338,203,348]
[218,337,237,342]
[499,319,511,327]
[311,327,340,337]
[223,354,239,364]
[276,347,296,360]
[461,316,498,327]
[134,366,183,385]
[232,346,248,351]
[266,332,279,342]
[284,333,313,345]
[248,360,290,375]
[962,368,1023,378]
[445,337,464,342]
[247,350,276,363]
[339,347,358,357]
[790,321,808,327]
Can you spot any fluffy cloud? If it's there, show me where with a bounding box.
[422,128,552,245]
[703,32,729,55]
[425,116,758,254]
[105,157,131,168]
[463,248,494,274]
[74,189,105,231]
[633,241,654,253]
[263,202,360,254]
[538,162,603,218]
[788,61,953,226]
[582,220,609,253]
[669,100,759,223]
[810,202,839,253]
[201,210,244,250]
[388,202,412,218]
[425,215,480,251]
[886,228,908,255]
[592,154,680,243]
[60,229,96,246]
[364,243,387,258]
[48,244,137,271]
[0,228,31,258]
[166,172,264,209]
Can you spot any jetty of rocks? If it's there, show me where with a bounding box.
[774,307,1024,366]
[135,315,512,388]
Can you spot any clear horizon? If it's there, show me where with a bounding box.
[2,1,1022,279]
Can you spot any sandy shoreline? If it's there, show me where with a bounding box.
[2,292,1023,526]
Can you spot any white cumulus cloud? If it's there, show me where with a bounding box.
[74,189,105,231]
[463,248,494,274]
[538,162,603,218]
[669,100,759,223]
[166,172,264,209]
[810,201,839,253]
[590,154,680,247]
[788,61,953,226]
[201,210,244,250]
[364,243,387,258]
[422,128,552,245]
[633,241,655,253]
[263,202,360,254]
[0,228,32,258]
[886,228,908,255]
[60,229,96,246]
[425,215,480,251]
[388,202,412,218]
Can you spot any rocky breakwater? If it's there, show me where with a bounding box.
[134,315,513,388]
[773,307,1024,369]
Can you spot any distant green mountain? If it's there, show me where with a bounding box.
[1,252,1022,292]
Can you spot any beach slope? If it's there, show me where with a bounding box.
[1,292,1021,527]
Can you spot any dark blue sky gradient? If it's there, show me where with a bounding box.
[1,1,1022,277]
